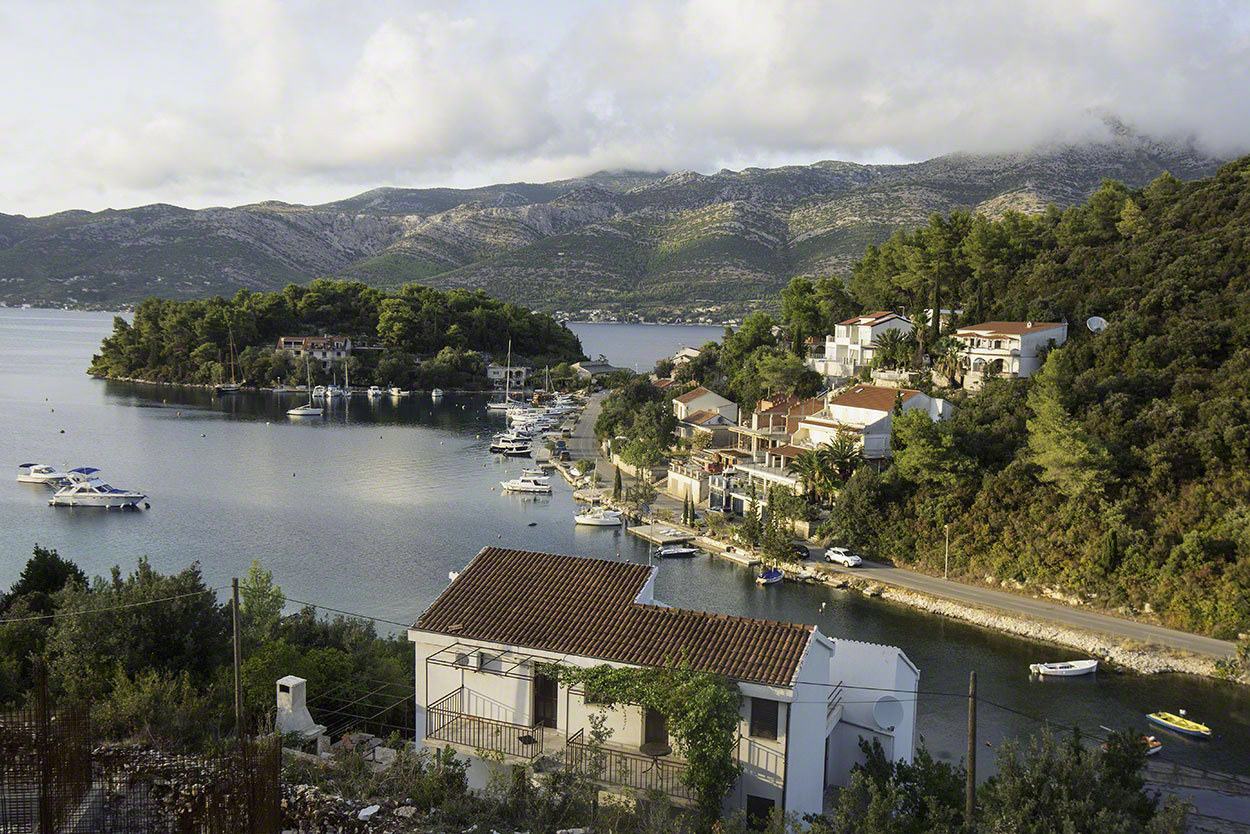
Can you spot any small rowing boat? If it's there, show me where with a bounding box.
[1028,659,1097,677]
[1147,711,1210,738]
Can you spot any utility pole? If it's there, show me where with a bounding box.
[232,577,243,739]
[966,670,977,832]
[945,523,951,580]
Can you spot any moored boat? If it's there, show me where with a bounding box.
[367,386,383,398]
[574,507,623,526]
[286,404,323,417]
[656,544,699,558]
[431,388,445,400]
[1101,735,1163,756]
[1029,659,1098,677]
[49,468,145,508]
[389,387,408,397]
[501,473,551,494]
[1147,711,1211,738]
[756,566,784,585]
[18,463,69,485]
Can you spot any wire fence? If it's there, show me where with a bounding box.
[305,678,415,742]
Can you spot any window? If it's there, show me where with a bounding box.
[746,795,775,828]
[750,697,778,740]
[644,708,669,746]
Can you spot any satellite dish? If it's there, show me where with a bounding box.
[873,695,905,731]
[1086,316,1108,334]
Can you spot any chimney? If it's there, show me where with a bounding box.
[276,675,327,741]
[1026,320,1033,328]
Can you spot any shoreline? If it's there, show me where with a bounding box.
[92,375,523,395]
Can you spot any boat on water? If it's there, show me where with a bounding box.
[501,473,552,494]
[17,463,69,485]
[312,385,327,398]
[214,325,243,394]
[286,404,323,417]
[49,468,145,508]
[1029,659,1098,677]
[431,388,445,400]
[323,385,345,398]
[500,443,532,458]
[656,543,699,558]
[490,436,533,454]
[367,386,383,398]
[1147,711,1211,738]
[1100,735,1163,756]
[756,567,784,585]
[389,387,408,397]
[574,507,623,526]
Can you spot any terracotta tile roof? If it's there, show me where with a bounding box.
[829,384,921,413]
[954,321,1065,338]
[652,378,676,389]
[768,444,808,458]
[683,409,722,425]
[836,311,904,327]
[415,547,813,686]
[673,385,714,404]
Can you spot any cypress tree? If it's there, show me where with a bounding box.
[613,465,623,501]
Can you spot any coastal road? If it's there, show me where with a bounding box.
[811,557,1237,659]
[570,390,1236,659]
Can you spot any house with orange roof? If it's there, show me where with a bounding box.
[672,385,739,425]
[792,384,953,459]
[806,311,914,382]
[951,321,1068,389]
[409,546,919,820]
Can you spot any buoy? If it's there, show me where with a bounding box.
[292,473,296,477]
[177,411,181,416]
[200,433,206,437]
[50,408,54,412]
[59,429,65,433]
[143,502,150,509]
[498,533,502,538]
[491,487,495,491]
[527,522,537,527]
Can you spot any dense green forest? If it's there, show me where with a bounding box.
[87,279,585,389]
[795,158,1250,639]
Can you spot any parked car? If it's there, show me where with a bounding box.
[826,547,862,567]
[790,544,811,561]
[709,505,734,517]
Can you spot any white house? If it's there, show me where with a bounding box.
[672,386,739,425]
[951,321,1068,390]
[409,547,920,820]
[672,346,702,366]
[792,385,952,459]
[806,312,914,382]
[486,363,530,388]
[276,335,352,369]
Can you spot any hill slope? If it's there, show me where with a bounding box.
[0,135,1225,313]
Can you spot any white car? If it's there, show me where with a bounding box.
[826,547,862,567]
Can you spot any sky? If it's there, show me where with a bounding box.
[1,0,1248,216]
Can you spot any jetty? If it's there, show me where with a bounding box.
[628,525,696,546]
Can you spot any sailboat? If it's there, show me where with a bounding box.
[214,325,242,394]
[287,355,323,417]
[486,339,523,412]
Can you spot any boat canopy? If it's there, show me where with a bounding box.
[18,463,37,468]
[69,467,101,475]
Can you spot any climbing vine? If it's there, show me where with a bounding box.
[550,661,742,821]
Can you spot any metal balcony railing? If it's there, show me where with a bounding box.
[564,729,693,800]
[426,687,545,759]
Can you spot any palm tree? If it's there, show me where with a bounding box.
[871,329,910,370]
[821,431,862,483]
[933,337,966,385]
[787,449,825,501]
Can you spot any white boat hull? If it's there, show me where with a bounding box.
[287,406,323,417]
[575,515,622,526]
[502,484,551,494]
[50,492,145,508]
[1029,660,1098,677]
[18,474,65,484]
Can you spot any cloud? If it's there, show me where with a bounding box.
[0,0,1246,214]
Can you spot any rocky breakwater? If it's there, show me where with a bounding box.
[785,564,1246,683]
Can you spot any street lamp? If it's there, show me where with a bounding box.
[944,523,950,580]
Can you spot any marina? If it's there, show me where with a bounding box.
[1,309,1248,782]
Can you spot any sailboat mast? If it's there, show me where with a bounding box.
[504,339,512,403]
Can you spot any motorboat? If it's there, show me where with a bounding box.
[323,385,345,398]
[1029,660,1098,677]
[756,567,784,585]
[490,436,532,454]
[1147,711,1211,738]
[487,398,523,412]
[389,387,408,397]
[286,404,323,417]
[312,385,328,398]
[500,443,532,458]
[574,507,623,526]
[367,386,383,398]
[501,473,551,494]
[214,383,242,394]
[656,544,699,558]
[1101,735,1162,756]
[49,468,145,508]
[431,388,445,400]
[18,463,69,485]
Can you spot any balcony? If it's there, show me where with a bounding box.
[564,729,693,801]
[426,687,546,759]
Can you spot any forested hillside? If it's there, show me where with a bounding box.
[87,280,584,389]
[811,159,1250,639]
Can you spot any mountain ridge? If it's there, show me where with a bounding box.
[0,135,1228,314]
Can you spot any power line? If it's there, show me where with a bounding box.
[282,596,414,630]
[0,586,228,624]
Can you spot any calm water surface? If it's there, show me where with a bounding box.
[1,309,1247,777]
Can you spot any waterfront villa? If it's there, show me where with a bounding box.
[671,346,703,366]
[409,547,919,819]
[805,312,914,382]
[276,335,352,369]
[486,362,530,388]
[673,386,740,425]
[791,385,953,460]
[950,321,1068,390]
[676,409,736,447]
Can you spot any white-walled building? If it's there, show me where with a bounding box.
[672,346,703,366]
[276,336,352,369]
[672,386,739,425]
[409,547,919,820]
[486,363,530,388]
[951,321,1067,389]
[792,384,952,459]
[806,312,914,381]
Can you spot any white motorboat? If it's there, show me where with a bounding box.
[367,386,383,398]
[286,404,323,417]
[17,463,69,485]
[574,507,623,526]
[500,443,532,458]
[389,387,408,397]
[431,388,445,400]
[1029,659,1098,677]
[501,473,551,494]
[49,468,145,508]
[489,435,531,453]
[312,385,328,398]
[323,385,345,398]
[656,544,699,558]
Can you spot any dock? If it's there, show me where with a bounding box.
[628,524,696,546]
[696,536,761,567]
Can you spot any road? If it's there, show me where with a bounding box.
[569,391,1237,659]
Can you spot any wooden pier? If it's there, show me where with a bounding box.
[627,525,696,546]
